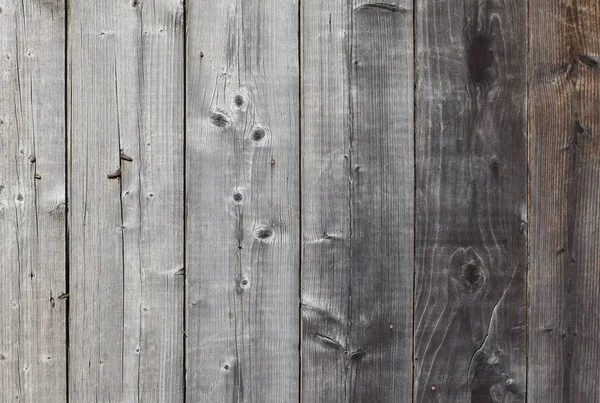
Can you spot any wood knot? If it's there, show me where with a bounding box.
[578,54,598,68]
[461,263,484,290]
[468,36,494,83]
[254,226,273,240]
[449,247,486,295]
[233,191,243,202]
[232,94,246,108]
[251,127,266,142]
[209,109,231,129]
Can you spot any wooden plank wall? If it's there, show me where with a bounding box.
[0,0,599,402]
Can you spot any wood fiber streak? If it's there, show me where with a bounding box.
[68,0,184,400]
[415,0,527,401]
[529,1,600,401]
[186,0,300,401]
[302,1,414,401]
[0,0,67,401]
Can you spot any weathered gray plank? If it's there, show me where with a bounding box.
[529,1,600,401]
[301,1,414,401]
[68,1,184,400]
[414,0,528,401]
[0,0,67,401]
[185,0,300,401]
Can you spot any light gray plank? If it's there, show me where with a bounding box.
[0,0,67,401]
[529,1,600,401]
[301,1,414,401]
[185,0,300,401]
[68,1,184,400]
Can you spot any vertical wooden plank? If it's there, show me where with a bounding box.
[414,1,528,401]
[186,0,300,401]
[68,0,184,400]
[0,0,67,401]
[301,1,414,401]
[529,1,600,401]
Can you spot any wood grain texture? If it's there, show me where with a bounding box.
[186,0,300,401]
[68,0,184,400]
[0,0,67,401]
[414,0,527,401]
[529,1,600,401]
[301,1,414,401]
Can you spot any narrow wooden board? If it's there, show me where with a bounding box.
[414,1,528,401]
[529,1,600,401]
[0,0,67,401]
[186,0,300,401]
[68,1,184,400]
[301,1,414,401]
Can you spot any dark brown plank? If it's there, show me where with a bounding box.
[529,1,600,401]
[414,1,528,401]
[302,1,414,401]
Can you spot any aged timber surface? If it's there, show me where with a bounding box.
[186,0,300,401]
[415,0,528,402]
[0,0,67,401]
[302,1,414,402]
[68,0,184,401]
[3,1,600,401]
[529,1,600,401]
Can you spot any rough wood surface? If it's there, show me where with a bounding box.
[5,2,600,401]
[414,0,528,401]
[301,1,414,401]
[0,0,67,401]
[68,1,184,401]
[185,0,300,401]
[529,1,600,401]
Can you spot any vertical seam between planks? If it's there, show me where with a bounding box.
[183,0,188,400]
[525,0,531,400]
[412,0,417,402]
[298,0,304,401]
[64,0,70,400]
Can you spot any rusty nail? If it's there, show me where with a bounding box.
[108,169,121,179]
[120,152,133,162]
